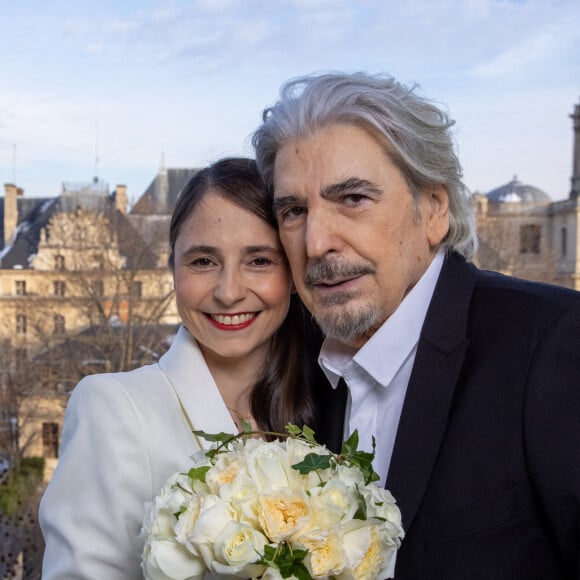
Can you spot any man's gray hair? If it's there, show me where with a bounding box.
[252,71,478,260]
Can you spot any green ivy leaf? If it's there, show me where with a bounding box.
[340,432,380,485]
[258,543,312,580]
[300,425,318,444]
[193,430,234,443]
[353,485,368,520]
[188,465,210,483]
[286,424,302,437]
[173,505,187,519]
[341,430,360,455]
[291,452,332,474]
[285,423,319,445]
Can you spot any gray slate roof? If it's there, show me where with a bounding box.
[130,168,198,215]
[487,176,551,205]
[0,183,154,270]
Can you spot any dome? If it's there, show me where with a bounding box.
[487,176,551,204]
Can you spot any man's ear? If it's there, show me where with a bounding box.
[425,185,450,247]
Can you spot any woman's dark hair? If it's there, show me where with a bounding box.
[169,157,324,436]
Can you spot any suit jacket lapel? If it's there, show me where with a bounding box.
[386,252,477,532]
[314,377,347,453]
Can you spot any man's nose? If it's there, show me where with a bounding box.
[304,208,341,258]
[213,268,246,305]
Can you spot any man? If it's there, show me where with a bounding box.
[252,72,580,579]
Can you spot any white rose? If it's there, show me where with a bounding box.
[185,494,234,554]
[335,463,365,487]
[142,537,205,580]
[258,488,311,542]
[142,497,174,539]
[245,440,293,491]
[260,568,285,580]
[308,478,360,528]
[361,485,404,542]
[174,495,203,547]
[142,473,194,542]
[294,527,346,577]
[219,471,261,528]
[339,520,394,580]
[205,448,246,494]
[210,520,268,577]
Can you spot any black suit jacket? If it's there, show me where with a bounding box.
[314,252,580,579]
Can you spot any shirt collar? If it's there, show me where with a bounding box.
[319,250,444,389]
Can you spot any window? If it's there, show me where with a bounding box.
[53,280,66,296]
[93,253,105,270]
[131,281,143,298]
[561,227,568,257]
[55,255,65,270]
[53,314,65,335]
[16,314,27,335]
[92,280,104,297]
[520,224,541,255]
[15,280,26,295]
[42,422,59,459]
[14,348,27,371]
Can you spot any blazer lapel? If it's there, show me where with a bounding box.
[386,252,477,532]
[159,326,237,443]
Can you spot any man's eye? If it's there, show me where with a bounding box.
[343,194,367,205]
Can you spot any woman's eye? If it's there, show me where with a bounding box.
[190,257,214,268]
[250,256,273,267]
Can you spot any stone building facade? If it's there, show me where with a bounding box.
[474,100,580,291]
[0,166,196,473]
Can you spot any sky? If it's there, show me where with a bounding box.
[0,0,578,204]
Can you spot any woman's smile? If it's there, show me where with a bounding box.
[205,312,259,330]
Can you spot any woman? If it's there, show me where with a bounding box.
[39,157,324,579]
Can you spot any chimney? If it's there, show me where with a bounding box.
[155,153,169,213]
[115,184,127,214]
[570,100,580,199]
[3,183,18,247]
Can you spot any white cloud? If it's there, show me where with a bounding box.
[470,30,558,78]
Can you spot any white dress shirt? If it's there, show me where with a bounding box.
[319,251,444,486]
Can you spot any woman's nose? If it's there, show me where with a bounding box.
[213,268,246,305]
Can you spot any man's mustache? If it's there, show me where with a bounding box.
[304,258,375,288]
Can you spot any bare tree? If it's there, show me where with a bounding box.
[0,205,178,577]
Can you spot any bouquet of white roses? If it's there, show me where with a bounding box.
[141,425,404,580]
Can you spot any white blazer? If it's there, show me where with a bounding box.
[40,326,238,579]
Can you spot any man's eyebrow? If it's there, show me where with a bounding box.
[272,196,299,214]
[321,178,382,200]
[272,178,382,214]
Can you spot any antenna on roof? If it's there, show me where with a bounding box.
[12,144,16,184]
[94,116,100,182]
[160,152,166,174]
